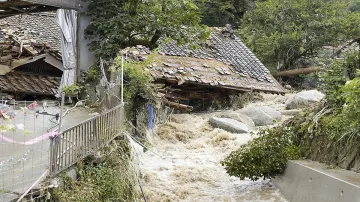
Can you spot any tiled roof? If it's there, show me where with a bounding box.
[160,28,273,83]
[0,13,60,53]
[147,55,284,94]
[0,72,60,95]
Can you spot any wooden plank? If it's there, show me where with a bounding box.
[72,129,76,164]
[0,1,33,8]
[69,129,74,165]
[95,117,99,146]
[64,131,68,168]
[24,0,80,9]
[111,111,115,136]
[93,119,96,149]
[101,115,105,143]
[86,122,89,154]
[84,122,88,153]
[60,136,64,171]
[49,140,55,175]
[106,113,109,140]
[78,125,82,158]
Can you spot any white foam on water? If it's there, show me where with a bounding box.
[138,95,292,202]
[137,108,289,202]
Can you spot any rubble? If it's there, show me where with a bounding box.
[0,13,63,98]
[0,13,61,71]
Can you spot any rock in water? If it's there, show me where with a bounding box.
[209,117,249,133]
[218,111,255,128]
[258,106,282,121]
[237,106,275,126]
[280,109,302,116]
[285,90,325,109]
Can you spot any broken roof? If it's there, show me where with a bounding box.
[0,12,61,54]
[147,55,284,94]
[0,13,62,96]
[0,0,80,19]
[0,13,62,78]
[149,27,284,94]
[161,28,273,82]
[0,72,60,95]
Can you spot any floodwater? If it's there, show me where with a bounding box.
[135,94,290,202]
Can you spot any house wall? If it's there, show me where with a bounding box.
[77,0,96,73]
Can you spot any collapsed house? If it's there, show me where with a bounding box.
[127,27,284,111]
[0,13,62,100]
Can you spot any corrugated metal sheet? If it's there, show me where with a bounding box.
[0,72,60,95]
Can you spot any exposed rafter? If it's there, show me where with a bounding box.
[0,0,79,19]
[24,0,80,9]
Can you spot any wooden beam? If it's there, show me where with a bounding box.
[24,0,80,9]
[272,67,321,77]
[0,1,33,8]
[0,6,57,18]
[163,99,193,112]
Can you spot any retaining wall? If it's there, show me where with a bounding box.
[273,160,360,202]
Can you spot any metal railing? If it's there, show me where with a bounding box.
[49,104,125,176]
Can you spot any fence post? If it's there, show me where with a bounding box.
[93,117,98,148]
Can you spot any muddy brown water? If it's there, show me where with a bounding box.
[135,110,289,202]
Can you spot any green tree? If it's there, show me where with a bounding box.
[350,0,360,12]
[197,0,258,27]
[84,0,209,59]
[239,0,360,71]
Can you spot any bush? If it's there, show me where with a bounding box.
[221,126,301,181]
[341,71,360,130]
[319,60,347,108]
[62,84,83,96]
[111,54,155,103]
[52,140,140,202]
[319,49,359,108]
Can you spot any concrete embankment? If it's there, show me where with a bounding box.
[273,160,360,202]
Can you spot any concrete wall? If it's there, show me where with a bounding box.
[272,160,360,202]
[77,0,96,73]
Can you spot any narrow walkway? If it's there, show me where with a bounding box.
[0,106,96,202]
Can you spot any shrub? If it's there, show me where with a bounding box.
[62,84,83,96]
[319,49,359,108]
[341,71,360,130]
[319,60,347,108]
[52,140,140,201]
[221,126,301,181]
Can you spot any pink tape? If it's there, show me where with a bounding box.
[0,132,60,145]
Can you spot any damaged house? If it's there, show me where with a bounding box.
[129,27,284,111]
[0,13,62,100]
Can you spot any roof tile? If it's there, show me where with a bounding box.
[160,31,272,83]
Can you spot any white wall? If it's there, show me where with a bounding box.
[77,0,96,73]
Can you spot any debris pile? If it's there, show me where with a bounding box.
[0,13,61,75]
[0,13,62,98]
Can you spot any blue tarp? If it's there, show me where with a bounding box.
[148,104,154,136]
